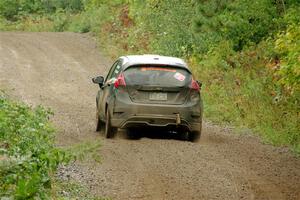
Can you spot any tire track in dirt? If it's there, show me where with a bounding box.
[0,32,299,200]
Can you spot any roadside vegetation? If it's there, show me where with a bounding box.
[0,92,69,198]
[0,0,299,153]
[0,92,103,199]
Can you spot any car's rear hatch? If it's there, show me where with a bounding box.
[123,65,192,105]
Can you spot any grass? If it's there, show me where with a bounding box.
[190,44,300,153]
[65,141,102,163]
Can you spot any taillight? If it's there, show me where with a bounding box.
[190,78,200,91]
[114,73,126,88]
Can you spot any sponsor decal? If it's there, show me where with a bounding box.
[174,72,186,81]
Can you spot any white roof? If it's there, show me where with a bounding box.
[121,55,189,71]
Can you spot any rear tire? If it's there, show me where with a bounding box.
[179,131,189,141]
[104,109,116,138]
[96,111,103,132]
[188,131,201,142]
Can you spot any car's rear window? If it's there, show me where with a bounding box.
[124,65,192,87]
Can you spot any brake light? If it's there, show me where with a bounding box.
[190,78,200,91]
[114,73,126,88]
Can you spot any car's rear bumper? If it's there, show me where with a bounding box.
[110,96,203,132]
[111,114,201,130]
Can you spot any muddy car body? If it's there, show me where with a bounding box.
[92,55,203,141]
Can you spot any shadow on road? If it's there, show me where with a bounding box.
[123,127,189,141]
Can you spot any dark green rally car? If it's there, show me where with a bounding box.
[92,55,203,141]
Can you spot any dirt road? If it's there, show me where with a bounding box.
[0,32,299,200]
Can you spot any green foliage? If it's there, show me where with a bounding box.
[0,0,20,21]
[65,141,102,162]
[195,42,300,152]
[68,4,114,33]
[84,0,125,9]
[128,0,199,56]
[0,0,83,21]
[195,0,279,51]
[274,7,300,93]
[51,10,71,32]
[0,95,70,198]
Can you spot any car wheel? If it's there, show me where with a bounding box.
[104,109,116,138]
[96,110,103,132]
[179,131,189,141]
[188,131,201,142]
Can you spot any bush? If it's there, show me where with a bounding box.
[0,0,20,21]
[0,0,84,21]
[51,10,71,32]
[194,0,280,51]
[274,7,300,93]
[0,95,70,198]
[68,4,114,33]
[128,0,199,57]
